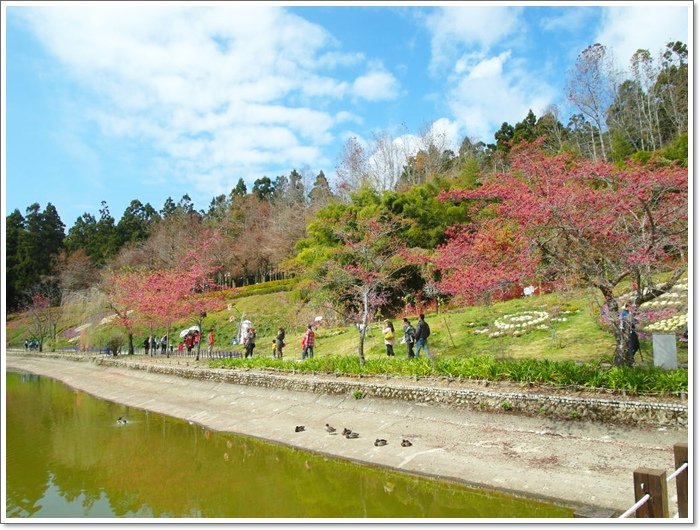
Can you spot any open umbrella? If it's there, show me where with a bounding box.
[179,325,200,338]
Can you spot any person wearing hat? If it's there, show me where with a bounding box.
[383,320,395,356]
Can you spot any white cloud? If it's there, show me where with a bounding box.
[352,70,400,101]
[447,52,557,143]
[425,6,523,74]
[467,51,511,80]
[422,6,560,145]
[16,5,390,200]
[595,6,689,69]
[539,8,592,32]
[427,118,461,152]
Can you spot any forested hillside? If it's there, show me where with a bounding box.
[6,41,688,366]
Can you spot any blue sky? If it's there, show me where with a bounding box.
[2,2,691,229]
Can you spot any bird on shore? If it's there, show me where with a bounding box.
[374,439,388,447]
[295,425,305,432]
[116,417,128,425]
[325,423,336,434]
[345,431,359,439]
[342,428,352,436]
[401,439,412,447]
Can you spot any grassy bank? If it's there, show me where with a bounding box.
[6,280,688,396]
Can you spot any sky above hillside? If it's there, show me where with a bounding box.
[2,2,691,228]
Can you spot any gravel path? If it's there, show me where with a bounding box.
[5,354,688,517]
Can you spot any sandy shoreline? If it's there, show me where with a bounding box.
[5,354,688,517]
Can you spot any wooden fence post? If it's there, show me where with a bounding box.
[674,443,688,518]
[633,468,669,518]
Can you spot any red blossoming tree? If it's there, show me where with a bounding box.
[436,141,688,366]
[102,270,144,354]
[103,230,227,357]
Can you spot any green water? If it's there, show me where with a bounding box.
[5,370,573,519]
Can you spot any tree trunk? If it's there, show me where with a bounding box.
[613,326,634,367]
[358,291,369,365]
[166,324,171,358]
[128,332,134,355]
[606,295,635,367]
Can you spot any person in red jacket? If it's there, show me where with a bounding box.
[302,324,315,359]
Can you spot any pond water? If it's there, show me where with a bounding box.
[5,370,573,519]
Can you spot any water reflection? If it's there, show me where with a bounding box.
[6,371,573,519]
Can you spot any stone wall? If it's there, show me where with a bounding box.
[7,351,687,427]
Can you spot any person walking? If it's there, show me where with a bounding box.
[302,325,315,359]
[143,337,150,356]
[275,327,286,358]
[207,328,215,357]
[414,313,431,358]
[160,335,168,355]
[383,320,395,357]
[244,327,256,358]
[402,318,416,358]
[149,335,157,356]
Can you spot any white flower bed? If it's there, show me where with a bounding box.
[645,314,688,333]
[494,311,550,331]
[620,281,688,332]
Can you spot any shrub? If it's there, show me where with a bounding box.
[209,354,687,395]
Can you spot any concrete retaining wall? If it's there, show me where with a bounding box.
[7,351,687,427]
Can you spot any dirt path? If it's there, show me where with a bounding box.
[5,354,687,517]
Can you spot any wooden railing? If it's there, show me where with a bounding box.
[575,443,688,519]
[620,443,688,518]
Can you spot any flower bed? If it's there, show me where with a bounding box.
[472,308,580,339]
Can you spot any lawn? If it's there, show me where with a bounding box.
[6,281,687,369]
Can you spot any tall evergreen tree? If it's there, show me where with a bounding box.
[252,176,275,201]
[206,194,229,222]
[288,169,306,204]
[160,196,178,218]
[230,178,248,199]
[6,209,26,309]
[115,199,160,246]
[9,203,65,309]
[308,170,333,205]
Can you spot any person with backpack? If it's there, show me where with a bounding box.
[402,318,416,358]
[414,313,431,358]
[383,320,395,356]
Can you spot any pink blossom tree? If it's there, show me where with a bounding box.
[104,229,228,357]
[436,141,687,366]
[101,270,145,354]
